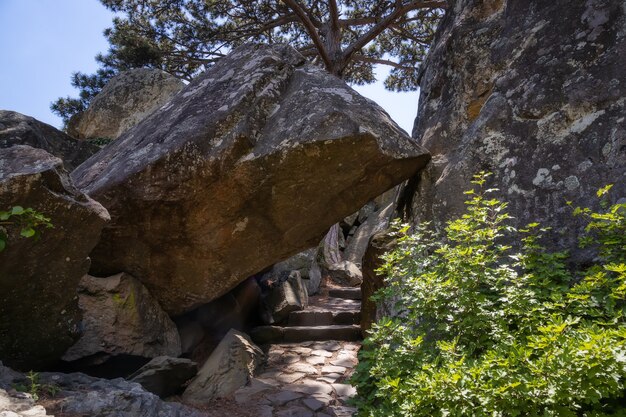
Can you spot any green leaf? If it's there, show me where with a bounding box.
[11,206,24,215]
[20,228,36,238]
[597,184,613,198]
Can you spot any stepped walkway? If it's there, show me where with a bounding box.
[235,286,362,417]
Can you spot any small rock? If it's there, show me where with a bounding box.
[306,356,326,366]
[329,406,358,417]
[302,397,326,411]
[129,356,197,398]
[183,329,264,404]
[330,355,357,368]
[276,372,306,384]
[317,376,339,384]
[275,406,314,417]
[311,350,333,358]
[332,384,357,399]
[285,380,333,396]
[327,261,363,287]
[267,390,303,406]
[234,379,275,404]
[322,365,346,375]
[288,363,318,374]
[312,342,342,352]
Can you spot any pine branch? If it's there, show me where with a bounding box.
[352,54,416,71]
[343,0,446,63]
[281,0,332,70]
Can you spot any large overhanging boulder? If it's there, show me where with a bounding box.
[72,43,430,315]
[0,146,109,369]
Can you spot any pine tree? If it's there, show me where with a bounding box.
[52,0,445,126]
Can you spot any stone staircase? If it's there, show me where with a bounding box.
[251,287,363,345]
[236,286,363,416]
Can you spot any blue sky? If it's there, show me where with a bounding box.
[0,0,419,134]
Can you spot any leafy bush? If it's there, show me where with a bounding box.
[351,173,626,417]
[0,206,52,252]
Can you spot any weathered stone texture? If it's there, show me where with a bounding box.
[68,68,184,140]
[0,146,109,369]
[0,362,212,417]
[129,356,198,398]
[72,44,430,315]
[0,110,99,170]
[183,328,264,404]
[260,270,309,324]
[62,274,182,363]
[360,231,397,334]
[408,0,626,255]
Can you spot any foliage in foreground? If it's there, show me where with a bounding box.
[0,206,52,252]
[351,173,626,417]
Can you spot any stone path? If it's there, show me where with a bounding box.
[236,288,362,416]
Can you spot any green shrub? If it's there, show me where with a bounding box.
[13,371,60,401]
[351,173,626,417]
[0,206,52,252]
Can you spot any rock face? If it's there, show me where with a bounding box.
[360,232,397,334]
[0,362,212,417]
[63,274,181,363]
[72,43,430,315]
[0,110,99,170]
[0,146,109,369]
[327,261,363,287]
[407,0,626,256]
[68,68,184,140]
[343,187,398,266]
[129,356,197,398]
[260,271,309,324]
[271,248,322,295]
[0,389,50,417]
[183,328,264,404]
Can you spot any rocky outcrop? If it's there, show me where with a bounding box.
[0,362,212,417]
[129,356,197,398]
[183,329,264,404]
[63,274,181,363]
[0,389,50,417]
[360,232,397,334]
[260,271,309,324]
[68,68,184,140]
[0,146,109,369]
[72,43,430,315]
[326,261,363,287]
[407,0,626,257]
[343,187,398,266]
[0,110,99,170]
[271,248,322,295]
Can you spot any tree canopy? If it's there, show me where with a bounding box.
[52,0,445,126]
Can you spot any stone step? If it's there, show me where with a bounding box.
[327,287,362,300]
[287,310,360,326]
[250,325,362,344]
